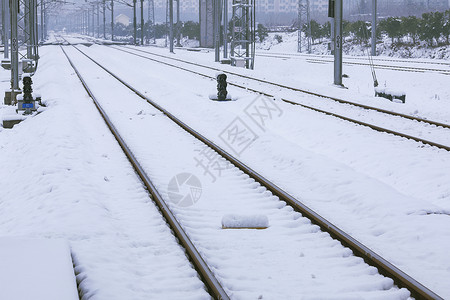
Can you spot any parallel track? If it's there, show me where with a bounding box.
[257,52,450,75]
[137,43,450,72]
[61,39,443,299]
[256,50,450,66]
[111,45,450,152]
[59,44,230,300]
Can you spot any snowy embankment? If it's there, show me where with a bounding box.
[88,43,450,298]
[0,46,209,299]
[258,31,450,59]
[0,238,79,300]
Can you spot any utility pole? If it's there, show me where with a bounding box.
[133,0,137,44]
[169,0,173,52]
[25,0,31,58]
[176,0,181,46]
[97,2,100,38]
[333,0,343,86]
[148,0,155,43]
[32,0,38,57]
[297,0,311,53]
[230,0,255,69]
[2,0,10,58]
[223,0,228,58]
[10,0,20,100]
[103,0,106,38]
[91,4,95,36]
[43,0,47,39]
[371,0,377,56]
[214,0,220,62]
[84,9,87,35]
[40,0,44,40]
[140,0,144,45]
[111,0,114,40]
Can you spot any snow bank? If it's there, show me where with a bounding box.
[221,214,269,229]
[0,238,79,300]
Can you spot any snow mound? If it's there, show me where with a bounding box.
[0,238,79,300]
[221,214,269,229]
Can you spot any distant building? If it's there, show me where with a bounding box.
[149,0,449,24]
[115,14,130,26]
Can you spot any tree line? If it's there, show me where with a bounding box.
[300,10,450,47]
[111,11,450,48]
[112,21,200,41]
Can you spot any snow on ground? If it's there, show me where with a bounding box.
[0,238,79,300]
[0,46,209,299]
[82,43,450,297]
[59,44,410,299]
[258,31,450,59]
[0,32,449,298]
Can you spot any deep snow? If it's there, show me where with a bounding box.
[0,32,449,299]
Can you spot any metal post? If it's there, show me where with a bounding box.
[333,0,342,86]
[111,0,114,40]
[223,0,227,58]
[92,5,95,36]
[88,7,90,35]
[133,0,137,45]
[176,0,180,46]
[371,0,377,56]
[97,2,100,38]
[298,0,311,53]
[165,0,168,47]
[169,0,173,52]
[103,0,106,38]
[148,0,155,43]
[140,0,144,45]
[2,0,10,58]
[43,1,46,38]
[32,0,38,59]
[25,0,32,59]
[10,0,20,94]
[230,0,255,69]
[214,0,220,62]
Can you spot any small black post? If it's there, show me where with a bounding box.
[217,73,228,101]
[22,75,34,114]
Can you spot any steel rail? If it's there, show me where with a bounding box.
[67,42,443,300]
[303,57,450,75]
[256,51,450,67]
[116,45,450,130]
[145,44,450,67]
[257,53,450,74]
[109,45,450,152]
[58,44,230,300]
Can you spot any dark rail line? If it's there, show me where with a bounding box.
[258,53,450,75]
[64,40,443,299]
[117,45,450,130]
[256,51,450,67]
[110,45,450,152]
[59,44,230,300]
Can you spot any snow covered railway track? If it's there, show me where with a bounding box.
[59,45,229,300]
[59,41,442,299]
[256,52,450,73]
[306,58,450,75]
[110,45,450,152]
